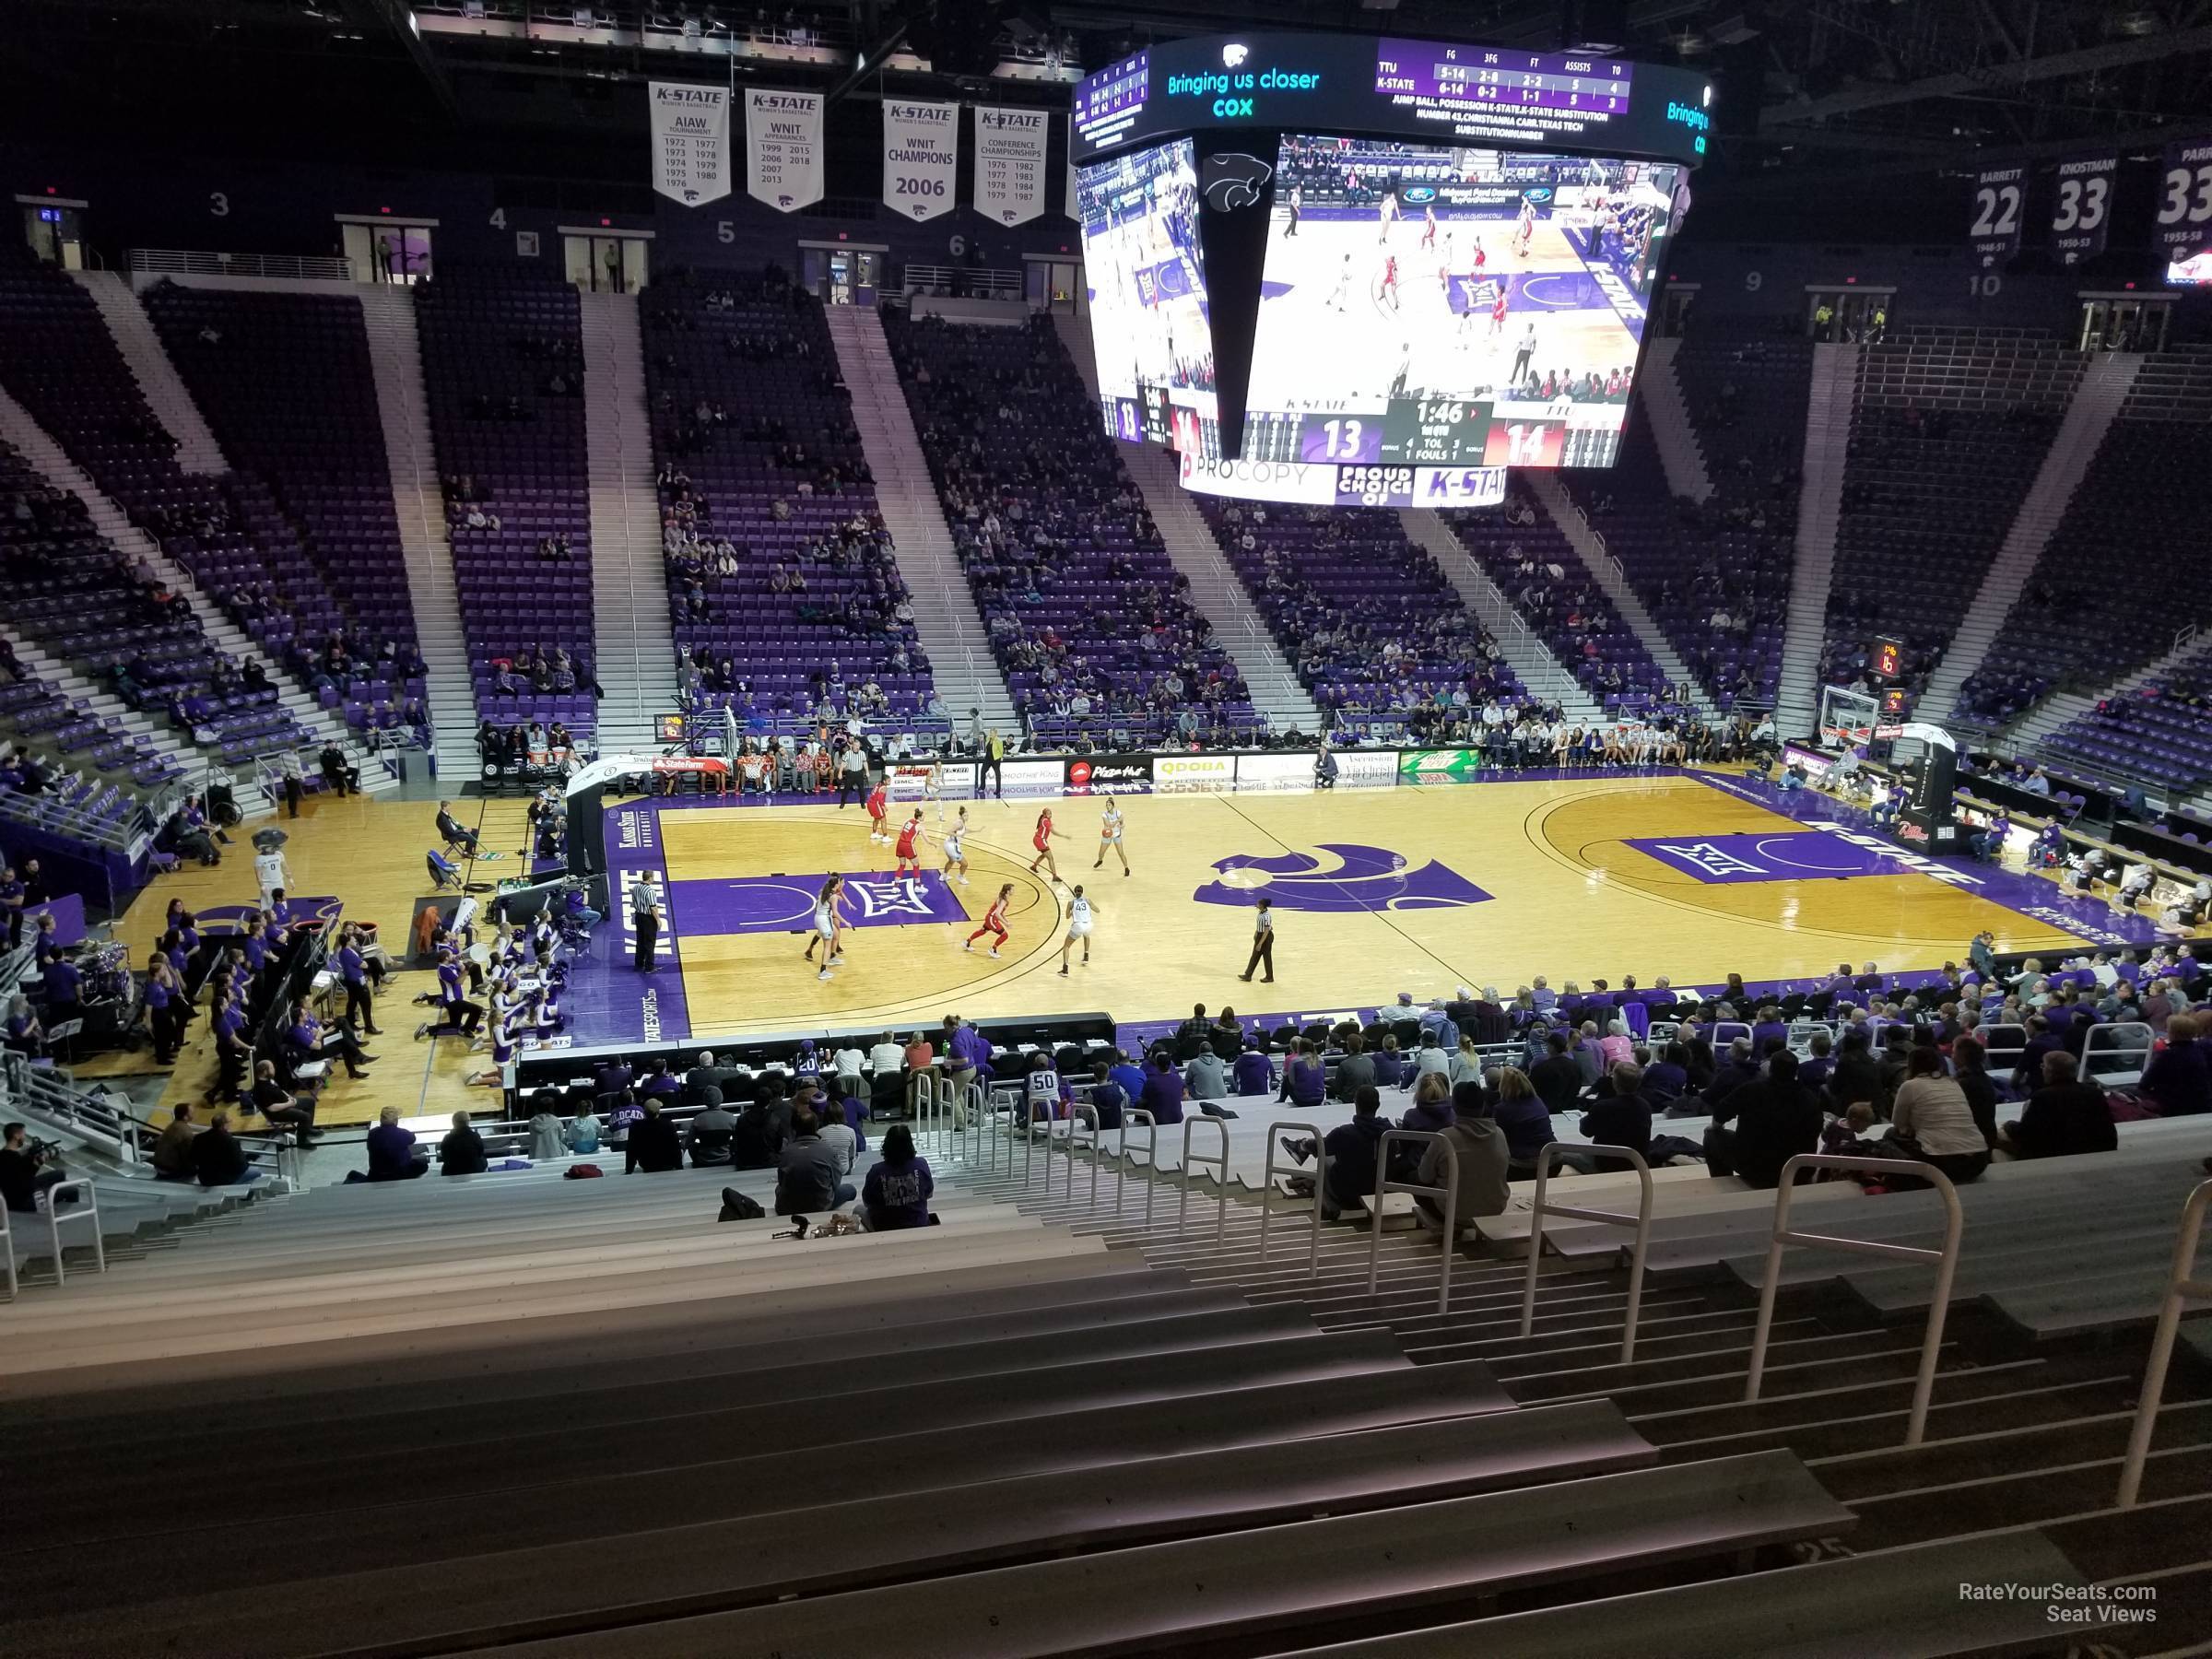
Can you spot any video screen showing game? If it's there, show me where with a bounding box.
[1075,138,1216,446]
[1244,135,1680,469]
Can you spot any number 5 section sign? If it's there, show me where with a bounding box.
[884,101,959,221]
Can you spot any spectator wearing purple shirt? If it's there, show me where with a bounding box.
[1139,1053,1185,1125]
[1231,1039,1276,1097]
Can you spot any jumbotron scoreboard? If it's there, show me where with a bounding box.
[1072,31,1712,509]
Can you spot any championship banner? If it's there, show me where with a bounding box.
[649,82,732,206]
[1968,164,2024,269]
[2048,152,2115,266]
[973,106,1051,226]
[2156,139,2212,272]
[745,88,824,213]
[882,99,959,222]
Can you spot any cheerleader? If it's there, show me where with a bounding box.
[1058,884,1096,975]
[465,992,522,1088]
[964,883,1014,959]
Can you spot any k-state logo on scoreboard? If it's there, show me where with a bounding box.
[1201,151,1275,212]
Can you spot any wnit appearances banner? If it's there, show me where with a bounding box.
[973,106,1051,226]
[883,100,959,222]
[746,88,824,213]
[649,82,731,206]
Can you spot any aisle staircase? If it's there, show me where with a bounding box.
[1637,336,1713,502]
[357,286,476,758]
[1918,352,2142,731]
[0,382,391,795]
[824,306,1016,736]
[580,291,677,753]
[1399,508,1602,722]
[1521,474,1724,724]
[68,272,229,475]
[1773,342,1856,740]
[1050,313,1318,734]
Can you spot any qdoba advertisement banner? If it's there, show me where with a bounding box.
[649,83,732,206]
[974,106,1051,226]
[883,100,959,222]
[746,88,824,213]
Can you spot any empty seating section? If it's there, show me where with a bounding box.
[1618,330,1802,706]
[1444,500,1670,714]
[414,270,595,734]
[1202,498,1523,735]
[1821,340,2076,698]
[645,270,939,735]
[0,259,312,761]
[2038,641,2212,793]
[141,286,425,735]
[1957,352,2212,732]
[884,312,1257,747]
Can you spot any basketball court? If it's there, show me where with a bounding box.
[586,768,2151,1045]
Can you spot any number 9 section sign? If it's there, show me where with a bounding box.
[883,100,959,221]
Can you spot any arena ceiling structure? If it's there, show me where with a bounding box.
[7,0,2212,228]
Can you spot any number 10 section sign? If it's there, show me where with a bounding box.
[883,101,959,221]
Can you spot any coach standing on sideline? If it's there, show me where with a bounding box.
[630,877,661,973]
[982,729,1006,801]
[1239,895,1276,984]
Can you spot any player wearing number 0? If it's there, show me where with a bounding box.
[939,805,971,886]
[803,875,849,982]
[1028,806,1067,884]
[893,809,928,878]
[1058,885,1096,975]
[865,777,889,844]
[1093,800,1130,876]
[964,882,1014,959]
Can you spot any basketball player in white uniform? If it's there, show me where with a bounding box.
[939,806,971,886]
[1058,884,1096,975]
[1093,800,1130,876]
[1324,253,1352,312]
[924,757,945,821]
[803,874,847,981]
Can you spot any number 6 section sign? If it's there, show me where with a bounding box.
[1969,165,2024,269]
[2049,153,2114,266]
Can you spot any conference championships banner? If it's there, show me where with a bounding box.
[973,106,1051,226]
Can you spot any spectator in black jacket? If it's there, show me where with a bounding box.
[1827,1029,1885,1113]
[1319,1087,1388,1218]
[1950,1036,2001,1148]
[1529,1032,1584,1115]
[2003,1051,2118,1159]
[625,1099,685,1173]
[192,1110,257,1187]
[1582,1063,1653,1163]
[1705,1050,1823,1187]
[729,1098,783,1169]
[439,1111,488,1176]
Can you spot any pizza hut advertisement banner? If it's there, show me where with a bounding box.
[1062,756,1153,795]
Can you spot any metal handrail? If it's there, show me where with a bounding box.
[1369,1128,1461,1315]
[1117,1109,1158,1224]
[1255,1119,1324,1279]
[2117,1179,2212,1509]
[1745,1154,1964,1447]
[1520,1142,1654,1362]
[1067,1112,1100,1206]
[1177,1115,1230,1244]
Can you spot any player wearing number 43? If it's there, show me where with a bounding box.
[1059,885,1097,975]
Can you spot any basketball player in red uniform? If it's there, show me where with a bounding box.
[1418,205,1436,250]
[964,882,1014,959]
[1491,286,1509,338]
[864,778,889,844]
[1028,807,1066,883]
[892,809,927,877]
[1380,253,1400,312]
[1472,234,1487,270]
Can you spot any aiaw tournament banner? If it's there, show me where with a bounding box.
[882,100,959,222]
[973,106,1051,226]
[746,88,824,213]
[648,82,732,206]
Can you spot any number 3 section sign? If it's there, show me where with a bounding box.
[1970,166,2024,269]
[883,101,959,222]
[2050,153,2115,266]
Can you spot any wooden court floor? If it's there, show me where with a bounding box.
[653,772,2091,1041]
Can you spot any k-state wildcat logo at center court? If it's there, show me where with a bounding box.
[1193,843,1492,913]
